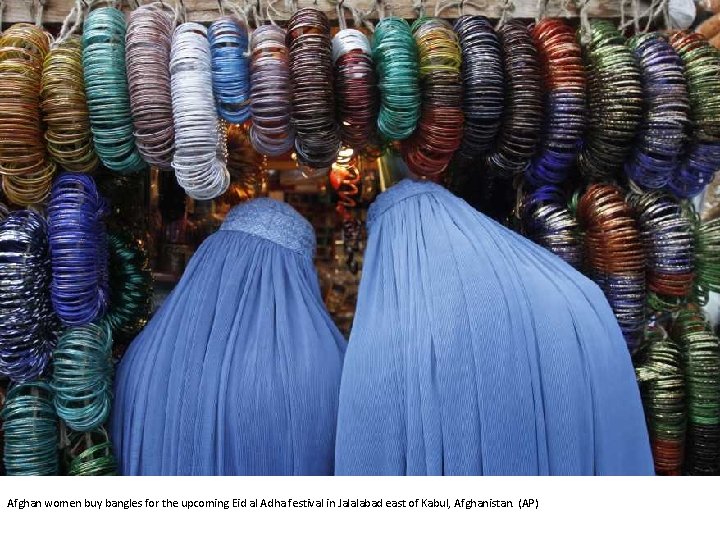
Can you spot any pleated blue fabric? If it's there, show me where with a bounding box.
[335,180,653,476]
[111,198,346,475]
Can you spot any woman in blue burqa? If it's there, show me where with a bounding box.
[334,180,653,475]
[111,198,346,475]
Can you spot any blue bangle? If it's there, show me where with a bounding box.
[208,17,251,123]
[1,381,59,475]
[48,172,109,326]
[0,210,57,383]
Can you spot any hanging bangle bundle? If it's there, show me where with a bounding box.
[1,381,59,475]
[579,20,643,182]
[83,7,145,174]
[287,8,341,168]
[208,16,251,124]
[51,320,113,432]
[453,16,503,163]
[65,429,118,476]
[625,34,689,191]
[526,18,586,187]
[521,185,582,269]
[485,20,543,179]
[333,28,378,151]
[0,211,56,383]
[126,2,176,170]
[372,17,421,141]
[248,24,294,156]
[105,232,152,341]
[41,36,98,173]
[667,32,720,198]
[170,23,230,200]
[629,191,695,298]
[578,184,646,351]
[47,173,109,327]
[673,309,720,475]
[635,329,686,475]
[0,23,56,205]
[401,17,463,180]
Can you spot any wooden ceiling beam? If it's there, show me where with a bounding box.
[0,0,643,25]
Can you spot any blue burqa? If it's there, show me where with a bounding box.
[335,180,653,475]
[111,198,346,475]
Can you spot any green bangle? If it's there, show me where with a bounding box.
[82,7,145,174]
[372,17,421,141]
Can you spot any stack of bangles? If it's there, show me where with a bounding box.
[125,2,176,169]
[579,20,643,182]
[526,18,586,187]
[673,310,720,475]
[0,211,56,383]
[51,321,114,432]
[208,16,251,124]
[485,20,543,179]
[287,8,341,168]
[453,16,503,163]
[82,7,145,174]
[47,173,109,327]
[170,22,230,199]
[1,382,59,476]
[668,31,720,198]
[371,17,420,141]
[0,24,56,205]
[248,24,295,156]
[333,27,378,152]
[521,185,582,269]
[578,184,647,352]
[629,191,695,300]
[625,33,689,191]
[65,429,118,476]
[402,17,463,180]
[635,328,686,475]
[41,36,99,173]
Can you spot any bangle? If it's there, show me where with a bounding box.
[0,210,57,383]
[372,17,421,141]
[83,7,145,174]
[1,381,59,476]
[579,20,643,182]
[521,185,582,269]
[41,36,99,173]
[629,191,694,298]
[170,22,230,200]
[126,2,176,170]
[47,172,109,327]
[287,8,341,168]
[526,18,586,187]
[453,15,503,162]
[105,232,152,342]
[0,23,56,205]
[485,20,543,179]
[668,32,720,198]
[578,184,646,352]
[401,17,463,180]
[65,429,118,476]
[626,33,689,191]
[634,331,685,475]
[51,321,113,432]
[208,16,251,124]
[248,24,295,156]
